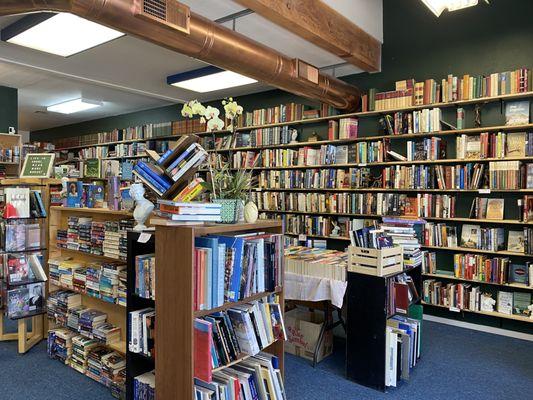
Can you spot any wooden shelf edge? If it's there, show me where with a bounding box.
[422,273,533,291]
[421,245,533,258]
[194,287,283,318]
[50,282,126,308]
[50,206,133,216]
[421,301,533,323]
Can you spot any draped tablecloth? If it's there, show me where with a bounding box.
[284,272,347,308]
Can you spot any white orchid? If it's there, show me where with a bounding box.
[191,101,206,116]
[207,116,225,132]
[204,106,220,120]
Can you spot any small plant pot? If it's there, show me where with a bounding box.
[214,199,242,224]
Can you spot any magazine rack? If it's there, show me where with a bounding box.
[0,178,58,353]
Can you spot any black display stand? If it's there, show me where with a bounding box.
[345,266,422,392]
[126,230,156,400]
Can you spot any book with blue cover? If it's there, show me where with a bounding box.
[196,237,223,308]
[136,161,172,190]
[133,166,166,194]
[166,143,198,172]
[210,236,245,302]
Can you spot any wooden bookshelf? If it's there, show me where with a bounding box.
[0,133,22,177]
[421,245,533,258]
[153,220,284,400]
[422,273,533,291]
[48,206,129,357]
[256,188,533,193]
[421,301,533,323]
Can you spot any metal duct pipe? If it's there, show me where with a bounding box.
[0,0,361,110]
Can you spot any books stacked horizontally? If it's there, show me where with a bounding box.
[381,218,424,268]
[284,246,347,281]
[47,328,77,364]
[193,296,286,383]
[193,232,283,311]
[152,200,221,225]
[194,352,285,400]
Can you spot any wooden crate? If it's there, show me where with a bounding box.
[348,246,403,276]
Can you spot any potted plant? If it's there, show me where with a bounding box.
[201,164,253,223]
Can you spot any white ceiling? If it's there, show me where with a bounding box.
[0,1,383,133]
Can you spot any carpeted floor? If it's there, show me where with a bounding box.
[0,321,532,400]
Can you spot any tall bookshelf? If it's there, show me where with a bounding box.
[0,133,22,178]
[152,220,284,400]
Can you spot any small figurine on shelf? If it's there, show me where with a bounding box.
[131,183,154,232]
[528,304,533,319]
[331,220,341,237]
[480,292,496,312]
[289,129,298,143]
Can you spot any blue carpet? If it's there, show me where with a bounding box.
[0,321,532,399]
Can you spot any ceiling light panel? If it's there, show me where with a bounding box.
[168,67,257,93]
[47,98,103,114]
[3,13,124,57]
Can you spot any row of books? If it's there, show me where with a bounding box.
[362,69,532,112]
[405,137,446,161]
[0,145,20,163]
[193,232,283,311]
[488,161,531,189]
[380,108,442,134]
[47,290,122,345]
[47,328,126,397]
[135,253,155,300]
[456,131,533,160]
[1,187,47,219]
[129,307,155,357]
[385,316,422,387]
[423,280,531,317]
[284,246,347,282]
[281,213,364,239]
[194,296,286,383]
[0,221,42,252]
[56,217,132,260]
[242,103,306,126]
[387,273,420,316]
[194,352,285,400]
[134,371,155,400]
[48,258,126,306]
[257,168,372,190]
[253,191,455,219]
[329,117,359,139]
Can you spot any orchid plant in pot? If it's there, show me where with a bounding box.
[181,98,256,223]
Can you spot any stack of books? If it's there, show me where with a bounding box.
[47,328,77,364]
[71,335,98,374]
[133,370,155,400]
[78,309,107,338]
[381,217,424,268]
[86,346,114,383]
[91,221,105,255]
[117,269,127,307]
[284,246,347,281]
[100,352,126,388]
[152,200,222,225]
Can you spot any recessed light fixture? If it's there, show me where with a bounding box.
[421,0,486,17]
[1,12,124,57]
[47,98,103,114]
[167,66,258,93]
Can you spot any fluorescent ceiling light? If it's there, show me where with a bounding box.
[1,13,124,57]
[47,98,103,114]
[168,66,257,93]
[421,0,480,17]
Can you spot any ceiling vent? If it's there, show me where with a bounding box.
[134,0,190,34]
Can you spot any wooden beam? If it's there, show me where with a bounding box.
[233,0,381,72]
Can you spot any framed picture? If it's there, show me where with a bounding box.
[21,153,55,178]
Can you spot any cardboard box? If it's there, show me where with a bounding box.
[285,308,333,363]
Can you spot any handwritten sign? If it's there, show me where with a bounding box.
[21,153,55,178]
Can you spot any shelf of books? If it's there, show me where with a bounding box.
[0,178,57,353]
[133,221,286,400]
[46,205,132,397]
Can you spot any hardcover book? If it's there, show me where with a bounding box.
[485,198,504,220]
[460,224,481,248]
[506,132,527,157]
[507,230,525,253]
[497,291,513,315]
[508,263,529,285]
[505,100,530,125]
[513,292,532,316]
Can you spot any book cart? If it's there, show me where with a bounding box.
[0,178,58,353]
[136,220,285,400]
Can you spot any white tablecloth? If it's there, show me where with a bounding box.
[284,272,347,308]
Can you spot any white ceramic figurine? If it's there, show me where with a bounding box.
[130,183,154,232]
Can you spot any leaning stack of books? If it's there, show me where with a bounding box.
[284,246,348,282]
[152,200,222,225]
[381,217,424,268]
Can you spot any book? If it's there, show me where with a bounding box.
[507,230,525,253]
[497,291,513,314]
[4,188,30,218]
[84,159,101,178]
[194,318,213,383]
[508,263,529,285]
[512,292,532,316]
[460,224,481,248]
[506,132,527,157]
[505,100,530,125]
[485,198,504,220]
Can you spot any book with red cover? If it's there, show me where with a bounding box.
[194,318,213,383]
[394,282,409,314]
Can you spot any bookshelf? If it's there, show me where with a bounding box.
[152,220,284,400]
[346,267,423,391]
[0,133,22,178]
[421,302,533,323]
[0,178,58,353]
[48,206,130,354]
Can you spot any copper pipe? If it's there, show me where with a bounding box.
[0,0,361,110]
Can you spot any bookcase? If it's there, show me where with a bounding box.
[0,178,58,353]
[0,133,22,178]
[152,220,284,400]
[48,206,131,354]
[346,266,422,391]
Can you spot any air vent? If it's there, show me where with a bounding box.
[134,0,190,35]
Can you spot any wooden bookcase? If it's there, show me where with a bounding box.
[0,178,59,353]
[48,206,132,354]
[153,220,284,400]
[346,266,422,391]
[0,133,22,178]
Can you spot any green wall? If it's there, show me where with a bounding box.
[29,0,533,333]
[0,86,17,133]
